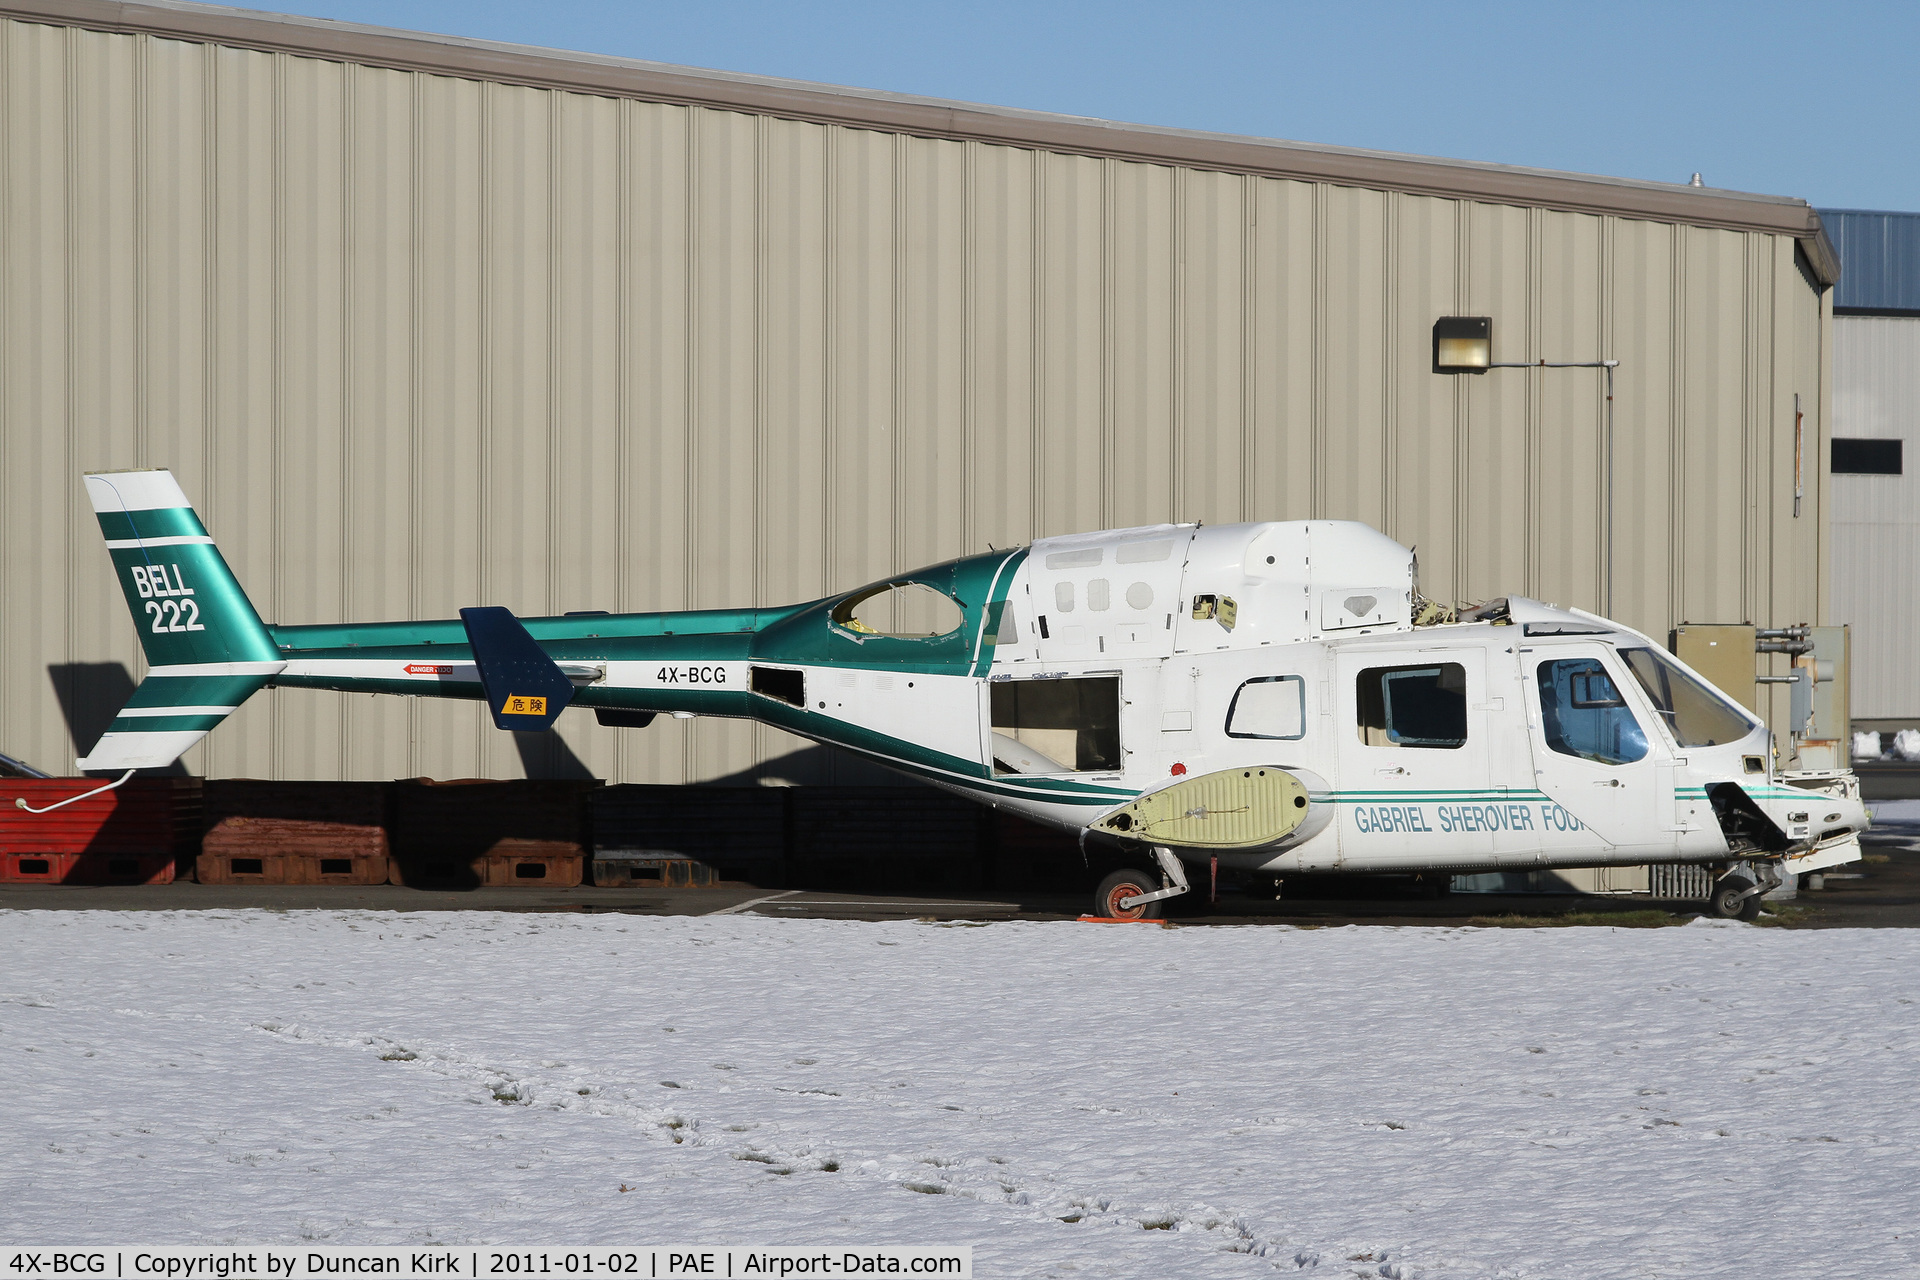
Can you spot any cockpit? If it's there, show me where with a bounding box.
[830,581,965,640]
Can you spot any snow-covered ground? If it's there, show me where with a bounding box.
[4,910,1917,1279]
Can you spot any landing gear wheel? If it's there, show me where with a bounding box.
[1095,868,1165,920]
[1707,875,1763,923]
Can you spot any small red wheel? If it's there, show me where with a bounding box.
[1096,868,1164,920]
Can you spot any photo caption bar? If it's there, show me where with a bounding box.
[0,1251,970,1280]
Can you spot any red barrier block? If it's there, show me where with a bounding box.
[388,779,595,888]
[388,847,582,888]
[3,851,176,884]
[195,850,390,885]
[0,778,200,883]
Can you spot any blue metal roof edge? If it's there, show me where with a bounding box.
[1817,209,1920,312]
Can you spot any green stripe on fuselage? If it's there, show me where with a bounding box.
[1315,790,1551,801]
[260,548,1102,799]
[268,549,1027,687]
[270,603,806,653]
[268,610,785,706]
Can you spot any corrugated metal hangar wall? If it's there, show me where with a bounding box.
[0,1,1840,784]
[1821,209,1920,724]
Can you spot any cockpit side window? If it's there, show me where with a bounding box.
[831,581,965,640]
[1356,662,1467,749]
[1537,658,1648,765]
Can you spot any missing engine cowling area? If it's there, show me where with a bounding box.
[1706,782,1788,856]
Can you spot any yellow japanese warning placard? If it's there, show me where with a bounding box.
[503,695,548,715]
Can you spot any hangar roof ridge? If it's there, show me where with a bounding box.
[2,0,1839,283]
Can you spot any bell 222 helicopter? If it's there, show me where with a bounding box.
[74,468,1865,921]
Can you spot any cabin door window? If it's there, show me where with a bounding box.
[990,676,1121,775]
[1336,649,1524,862]
[1355,663,1467,748]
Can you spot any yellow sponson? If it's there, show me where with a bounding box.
[1098,767,1309,849]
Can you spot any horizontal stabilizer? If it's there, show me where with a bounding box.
[76,662,285,771]
[459,606,576,732]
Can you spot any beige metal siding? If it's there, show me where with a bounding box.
[0,17,1831,782]
[1831,315,1920,718]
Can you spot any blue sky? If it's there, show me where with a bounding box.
[250,1,1918,211]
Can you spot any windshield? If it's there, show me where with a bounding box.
[1618,647,1757,748]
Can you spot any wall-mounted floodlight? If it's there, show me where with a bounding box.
[1432,316,1492,373]
[1428,313,1623,616]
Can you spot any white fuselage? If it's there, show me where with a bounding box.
[250,514,1867,881]
[964,521,1866,876]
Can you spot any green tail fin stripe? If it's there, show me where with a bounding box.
[122,673,274,708]
[96,506,210,542]
[103,714,235,732]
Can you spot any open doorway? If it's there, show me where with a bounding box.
[990,676,1121,774]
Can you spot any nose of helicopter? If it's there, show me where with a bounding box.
[1748,775,1870,849]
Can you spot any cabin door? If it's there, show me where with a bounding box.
[1333,647,1518,864]
[1520,643,1677,859]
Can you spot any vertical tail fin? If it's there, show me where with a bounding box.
[459,606,577,731]
[77,470,284,770]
